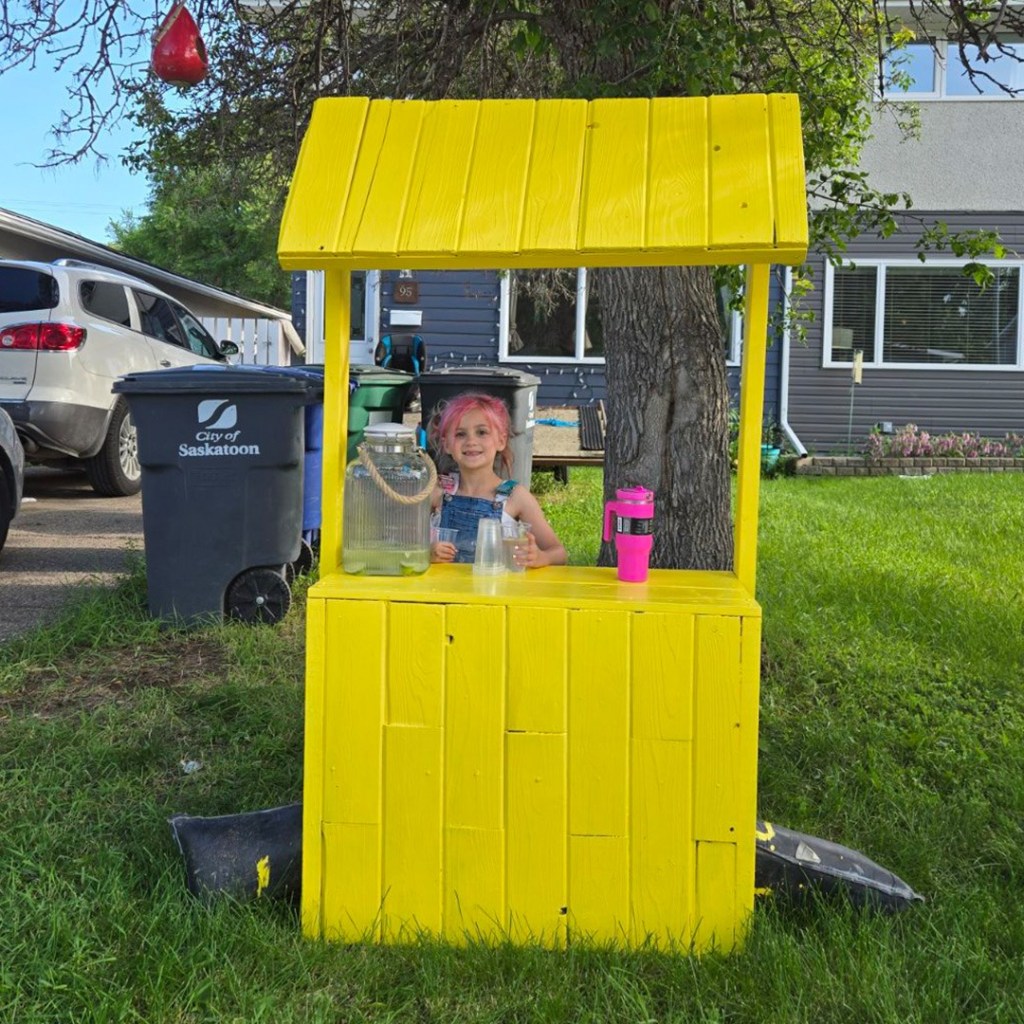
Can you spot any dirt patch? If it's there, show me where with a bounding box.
[0,634,230,721]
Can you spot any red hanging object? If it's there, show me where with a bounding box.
[151,2,208,87]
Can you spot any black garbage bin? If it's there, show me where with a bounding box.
[416,366,541,486]
[113,365,315,626]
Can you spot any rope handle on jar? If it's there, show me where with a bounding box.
[356,441,438,505]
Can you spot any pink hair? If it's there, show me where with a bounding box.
[429,392,514,475]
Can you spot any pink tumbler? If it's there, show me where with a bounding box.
[603,486,654,583]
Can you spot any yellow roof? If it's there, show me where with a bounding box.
[278,95,808,271]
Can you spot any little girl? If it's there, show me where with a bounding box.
[428,392,568,568]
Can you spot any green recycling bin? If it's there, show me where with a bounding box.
[347,365,414,462]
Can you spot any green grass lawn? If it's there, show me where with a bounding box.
[2,470,1024,1022]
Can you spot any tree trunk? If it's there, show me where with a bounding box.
[595,265,733,571]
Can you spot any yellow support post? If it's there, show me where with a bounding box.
[318,269,351,576]
[733,263,771,594]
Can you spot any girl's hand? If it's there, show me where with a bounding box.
[431,541,457,563]
[522,531,545,569]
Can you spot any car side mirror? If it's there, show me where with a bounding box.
[218,340,240,358]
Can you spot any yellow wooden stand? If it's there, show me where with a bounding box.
[279,96,808,952]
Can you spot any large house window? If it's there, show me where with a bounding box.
[499,269,604,363]
[499,268,740,364]
[883,39,1024,98]
[825,261,1022,368]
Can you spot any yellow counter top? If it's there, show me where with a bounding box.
[309,564,760,617]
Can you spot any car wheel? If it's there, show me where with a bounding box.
[0,472,11,555]
[85,399,142,497]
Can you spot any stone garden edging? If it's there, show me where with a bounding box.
[794,456,1024,477]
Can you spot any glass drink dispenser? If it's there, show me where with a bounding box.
[343,423,435,575]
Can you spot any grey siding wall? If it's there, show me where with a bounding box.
[380,270,498,363]
[788,212,1024,454]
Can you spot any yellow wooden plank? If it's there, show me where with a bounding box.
[322,821,382,942]
[767,94,809,253]
[734,264,770,592]
[506,732,567,947]
[335,101,394,254]
[309,564,760,617]
[708,95,772,249]
[352,100,427,257]
[630,738,694,947]
[278,97,369,261]
[507,606,567,733]
[382,725,443,939]
[445,605,506,829]
[694,841,740,954]
[631,612,693,741]
[459,100,535,257]
[388,603,444,727]
[323,600,384,825]
[319,268,351,576]
[568,610,629,836]
[301,594,327,937]
[443,827,505,944]
[567,835,629,945]
[401,101,479,256]
[736,616,763,904]
[520,99,589,258]
[580,98,648,253]
[692,615,743,842]
[647,97,709,252]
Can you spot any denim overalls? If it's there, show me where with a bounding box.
[433,474,518,564]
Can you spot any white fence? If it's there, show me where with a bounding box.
[200,317,305,366]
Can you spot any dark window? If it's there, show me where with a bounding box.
[883,266,1018,365]
[0,268,59,314]
[134,291,187,348]
[170,301,219,359]
[351,272,366,341]
[80,281,131,326]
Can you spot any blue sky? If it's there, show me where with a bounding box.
[0,61,151,244]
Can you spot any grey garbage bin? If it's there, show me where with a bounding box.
[113,365,314,626]
[416,366,540,486]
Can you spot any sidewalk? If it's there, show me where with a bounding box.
[0,468,143,643]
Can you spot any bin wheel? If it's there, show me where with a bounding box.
[292,539,315,577]
[226,568,292,625]
[281,561,296,586]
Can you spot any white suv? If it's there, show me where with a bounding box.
[0,259,238,496]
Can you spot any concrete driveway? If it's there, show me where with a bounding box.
[0,468,143,643]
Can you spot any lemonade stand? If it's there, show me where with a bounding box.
[277,95,808,951]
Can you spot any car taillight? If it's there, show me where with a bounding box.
[0,322,86,351]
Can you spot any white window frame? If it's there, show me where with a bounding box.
[498,267,605,364]
[822,259,1024,371]
[882,38,1024,100]
[304,269,379,364]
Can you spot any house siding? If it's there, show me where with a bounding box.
[788,211,1024,454]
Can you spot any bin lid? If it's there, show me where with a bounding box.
[415,365,541,387]
[350,364,415,384]
[113,365,314,396]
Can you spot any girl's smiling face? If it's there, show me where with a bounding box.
[446,407,507,470]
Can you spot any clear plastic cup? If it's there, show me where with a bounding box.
[473,519,506,575]
[503,521,531,572]
[431,527,459,545]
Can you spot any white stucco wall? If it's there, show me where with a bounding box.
[859,101,1024,210]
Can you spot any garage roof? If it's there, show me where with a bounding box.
[278,95,808,272]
